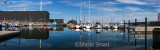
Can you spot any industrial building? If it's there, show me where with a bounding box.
[0,11,49,22]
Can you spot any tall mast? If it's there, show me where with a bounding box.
[89,0,90,22]
[83,0,85,22]
[80,0,83,22]
[102,0,103,24]
[40,0,43,11]
[98,1,99,21]
[111,13,112,25]
[122,8,124,22]
[114,8,116,23]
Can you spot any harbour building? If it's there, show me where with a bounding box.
[0,11,49,22]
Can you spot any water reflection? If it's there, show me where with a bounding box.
[153,29,160,49]
[0,26,156,50]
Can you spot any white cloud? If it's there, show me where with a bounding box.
[102,7,122,12]
[116,0,147,5]
[102,2,118,5]
[156,8,160,12]
[126,7,143,11]
[43,1,53,5]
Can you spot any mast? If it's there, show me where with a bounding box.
[40,0,42,11]
[111,13,112,25]
[102,0,103,24]
[89,0,90,22]
[114,8,116,23]
[80,0,82,22]
[83,0,85,22]
[122,8,125,22]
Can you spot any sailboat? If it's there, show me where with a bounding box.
[86,21,93,29]
[118,8,125,29]
[86,0,92,29]
[76,0,83,29]
[113,8,118,29]
[94,1,101,29]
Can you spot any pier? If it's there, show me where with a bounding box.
[0,31,20,38]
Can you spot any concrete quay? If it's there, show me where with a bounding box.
[135,26,160,32]
[0,31,20,38]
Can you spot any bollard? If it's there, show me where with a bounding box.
[135,19,137,27]
[0,24,2,30]
[128,20,130,28]
[145,18,147,33]
[124,20,125,29]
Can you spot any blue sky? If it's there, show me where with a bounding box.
[0,0,160,23]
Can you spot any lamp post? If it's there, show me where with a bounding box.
[4,0,12,31]
[4,0,12,11]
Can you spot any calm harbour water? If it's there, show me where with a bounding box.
[0,26,156,50]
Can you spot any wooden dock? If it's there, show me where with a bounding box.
[0,31,20,38]
[135,26,160,32]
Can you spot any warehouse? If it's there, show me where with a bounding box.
[0,11,49,22]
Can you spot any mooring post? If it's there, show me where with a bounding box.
[135,19,137,27]
[145,18,147,33]
[145,17,147,50]
[124,20,125,29]
[128,20,130,28]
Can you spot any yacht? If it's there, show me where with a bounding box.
[53,22,57,26]
[103,24,110,29]
[113,23,118,29]
[82,22,86,28]
[118,22,125,29]
[76,24,82,29]
[94,21,101,29]
[86,21,92,29]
